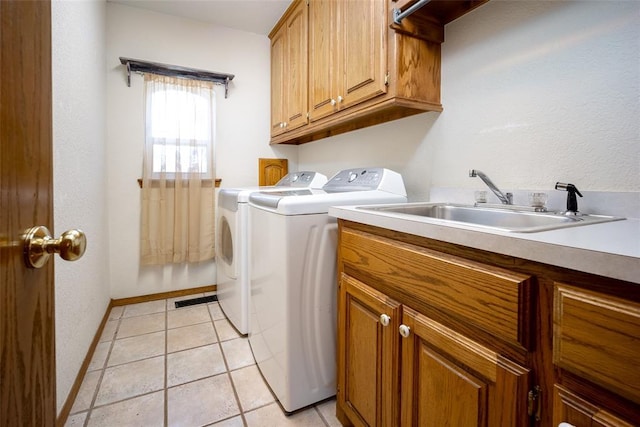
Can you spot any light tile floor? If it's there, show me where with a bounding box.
[65,294,342,427]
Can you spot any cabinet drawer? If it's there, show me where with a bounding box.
[553,384,635,427]
[340,228,533,350]
[554,284,640,405]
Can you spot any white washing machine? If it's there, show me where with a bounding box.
[248,168,407,413]
[216,172,327,335]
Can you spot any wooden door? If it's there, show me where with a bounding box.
[284,0,308,132]
[270,25,286,136]
[400,307,530,427]
[308,0,337,121]
[1,1,56,426]
[338,274,400,427]
[340,0,387,109]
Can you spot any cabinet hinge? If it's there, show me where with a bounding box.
[384,72,389,86]
[527,385,542,422]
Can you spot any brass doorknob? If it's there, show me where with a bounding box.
[23,226,87,268]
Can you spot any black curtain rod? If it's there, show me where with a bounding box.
[119,57,235,98]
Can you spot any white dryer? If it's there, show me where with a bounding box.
[248,168,407,413]
[216,172,327,335]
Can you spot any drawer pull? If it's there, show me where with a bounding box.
[379,314,390,327]
[399,324,411,338]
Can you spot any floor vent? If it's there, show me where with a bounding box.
[174,295,218,308]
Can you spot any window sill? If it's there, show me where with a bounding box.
[138,178,221,188]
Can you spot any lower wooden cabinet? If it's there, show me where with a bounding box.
[400,306,530,426]
[336,220,640,427]
[553,385,635,427]
[338,273,530,427]
[553,284,640,406]
[552,284,640,427]
[338,274,400,427]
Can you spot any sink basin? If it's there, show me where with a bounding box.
[358,203,624,233]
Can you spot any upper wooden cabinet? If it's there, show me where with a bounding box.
[308,0,387,122]
[270,0,486,145]
[270,0,308,137]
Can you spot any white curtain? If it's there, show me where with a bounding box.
[140,74,216,265]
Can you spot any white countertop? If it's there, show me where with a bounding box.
[329,205,640,284]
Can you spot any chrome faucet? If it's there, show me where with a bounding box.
[469,169,513,204]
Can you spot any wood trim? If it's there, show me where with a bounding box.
[137,178,221,189]
[111,284,216,307]
[56,300,114,427]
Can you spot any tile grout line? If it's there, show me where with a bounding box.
[208,301,249,426]
[81,308,123,427]
[164,299,169,427]
[68,300,339,426]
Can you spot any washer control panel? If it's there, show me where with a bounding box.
[323,168,385,192]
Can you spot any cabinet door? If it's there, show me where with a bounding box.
[270,27,286,136]
[308,0,337,121]
[339,0,387,109]
[400,307,531,427]
[309,0,387,121]
[284,0,308,132]
[553,385,635,427]
[338,273,401,427]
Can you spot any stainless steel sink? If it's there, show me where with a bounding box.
[358,203,624,233]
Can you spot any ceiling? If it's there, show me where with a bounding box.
[109,0,291,35]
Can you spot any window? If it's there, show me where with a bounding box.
[144,77,215,179]
[140,73,216,265]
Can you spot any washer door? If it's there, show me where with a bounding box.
[218,213,236,279]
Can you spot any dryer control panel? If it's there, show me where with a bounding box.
[323,168,405,196]
[276,171,327,188]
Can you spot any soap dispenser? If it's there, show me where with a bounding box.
[555,182,583,215]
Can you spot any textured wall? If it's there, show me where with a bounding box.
[52,0,111,414]
[105,3,296,298]
[299,1,639,203]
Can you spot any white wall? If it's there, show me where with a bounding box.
[298,1,639,206]
[52,0,111,414]
[106,3,296,298]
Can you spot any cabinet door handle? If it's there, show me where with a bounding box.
[379,314,391,327]
[399,324,411,338]
[330,98,337,106]
[337,95,344,103]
